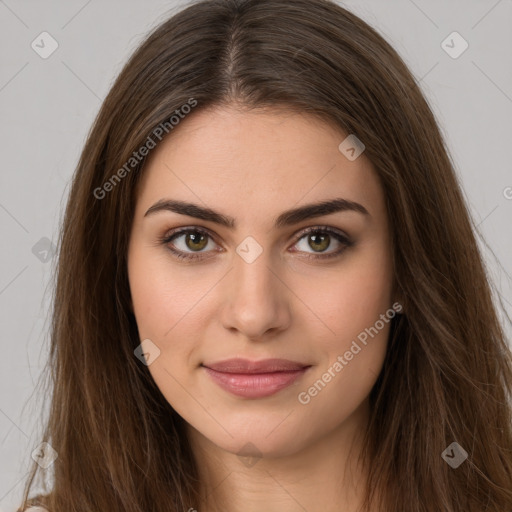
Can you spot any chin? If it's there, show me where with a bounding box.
[187,416,314,461]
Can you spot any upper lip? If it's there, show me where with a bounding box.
[202,358,310,374]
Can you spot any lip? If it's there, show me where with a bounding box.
[203,358,309,373]
[202,358,311,398]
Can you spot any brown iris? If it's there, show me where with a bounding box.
[308,232,330,252]
[185,231,208,251]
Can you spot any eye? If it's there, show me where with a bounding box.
[290,226,353,260]
[158,227,219,261]
[158,226,353,262]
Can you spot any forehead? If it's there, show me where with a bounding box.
[135,106,385,221]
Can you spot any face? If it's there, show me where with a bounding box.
[127,105,396,459]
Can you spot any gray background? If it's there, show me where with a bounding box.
[1,0,511,509]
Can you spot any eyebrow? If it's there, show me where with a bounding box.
[144,197,369,228]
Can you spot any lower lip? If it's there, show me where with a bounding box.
[203,367,309,398]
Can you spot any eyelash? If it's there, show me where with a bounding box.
[157,225,354,262]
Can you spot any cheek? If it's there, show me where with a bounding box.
[303,240,394,410]
[128,245,205,339]
[128,247,203,408]
[127,244,222,392]
[295,262,394,431]
[308,242,394,351]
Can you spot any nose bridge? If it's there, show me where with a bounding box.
[221,236,290,338]
[234,246,275,298]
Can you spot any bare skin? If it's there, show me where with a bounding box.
[127,104,395,512]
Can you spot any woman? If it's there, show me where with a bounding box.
[18,0,512,510]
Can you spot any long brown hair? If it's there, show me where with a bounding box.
[18,0,512,510]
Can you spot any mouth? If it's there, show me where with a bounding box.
[201,358,312,398]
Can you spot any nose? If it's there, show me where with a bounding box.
[219,245,292,340]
